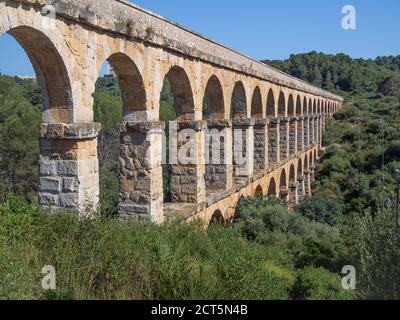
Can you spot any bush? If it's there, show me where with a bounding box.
[351,209,400,299]
[290,267,356,300]
[297,195,343,226]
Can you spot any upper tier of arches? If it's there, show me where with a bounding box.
[0,8,342,124]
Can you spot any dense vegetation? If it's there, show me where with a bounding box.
[0,194,354,300]
[1,51,400,299]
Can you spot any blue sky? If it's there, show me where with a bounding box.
[0,0,399,76]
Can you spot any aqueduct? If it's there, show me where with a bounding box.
[0,0,343,224]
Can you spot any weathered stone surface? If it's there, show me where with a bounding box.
[39,177,61,193]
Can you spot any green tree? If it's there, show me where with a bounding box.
[0,75,41,199]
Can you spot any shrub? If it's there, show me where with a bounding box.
[297,195,343,226]
[351,209,400,299]
[290,267,356,300]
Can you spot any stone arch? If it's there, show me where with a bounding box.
[102,53,147,121]
[164,66,195,120]
[7,26,73,123]
[288,94,295,116]
[255,185,264,197]
[266,89,276,117]
[209,209,225,225]
[278,91,286,117]
[308,98,313,115]
[296,95,302,115]
[267,178,277,197]
[231,81,247,118]
[317,100,321,114]
[251,86,263,118]
[203,75,225,120]
[313,99,317,114]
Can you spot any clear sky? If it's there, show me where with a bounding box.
[0,0,399,76]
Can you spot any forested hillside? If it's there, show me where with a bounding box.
[0,52,399,299]
[265,52,400,216]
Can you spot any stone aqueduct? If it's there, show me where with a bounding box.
[0,0,343,224]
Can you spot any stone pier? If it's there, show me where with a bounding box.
[253,119,269,172]
[205,120,233,191]
[39,123,101,217]
[118,121,164,223]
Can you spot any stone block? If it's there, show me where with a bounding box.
[60,193,79,208]
[38,193,59,206]
[58,161,78,176]
[39,161,58,176]
[39,177,61,192]
[62,177,79,193]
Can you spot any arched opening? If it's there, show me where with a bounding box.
[304,154,310,195]
[267,178,277,198]
[289,164,296,207]
[203,75,224,120]
[297,158,304,201]
[287,94,295,116]
[164,66,195,121]
[160,66,195,205]
[313,99,317,114]
[255,185,264,198]
[296,95,302,116]
[93,59,126,215]
[266,89,275,117]
[308,98,313,115]
[231,81,247,118]
[103,53,147,121]
[204,76,229,193]
[209,210,225,226]
[0,27,72,205]
[279,169,288,203]
[317,100,321,114]
[8,26,73,123]
[278,92,286,117]
[304,154,309,172]
[303,97,308,115]
[251,87,263,118]
[95,54,148,216]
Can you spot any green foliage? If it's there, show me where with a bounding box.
[0,75,41,199]
[98,169,119,217]
[291,267,355,300]
[378,76,400,99]
[264,52,398,94]
[350,209,400,299]
[159,78,176,122]
[234,197,348,274]
[0,194,306,300]
[298,195,343,226]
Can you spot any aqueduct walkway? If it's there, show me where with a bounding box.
[0,0,342,224]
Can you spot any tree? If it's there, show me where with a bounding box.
[0,75,41,198]
[378,76,400,99]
